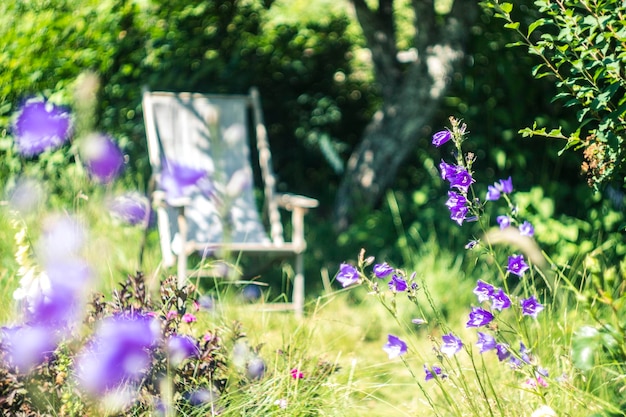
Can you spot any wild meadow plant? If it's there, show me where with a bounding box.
[0,78,340,416]
[336,117,626,416]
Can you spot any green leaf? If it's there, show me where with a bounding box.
[527,18,547,37]
[504,21,520,30]
[499,2,513,14]
[571,326,601,371]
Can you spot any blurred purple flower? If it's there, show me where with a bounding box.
[476,332,497,353]
[411,318,427,325]
[185,388,219,406]
[496,343,510,361]
[246,356,266,380]
[507,254,529,277]
[441,333,463,357]
[383,334,407,359]
[520,295,544,318]
[160,161,209,203]
[496,215,511,229]
[373,262,393,278]
[0,325,57,373]
[13,98,72,156]
[424,364,446,381]
[336,263,359,288]
[7,177,45,213]
[108,192,150,226]
[431,130,452,147]
[473,280,494,303]
[466,307,494,328]
[491,288,511,311]
[166,334,198,366]
[75,314,160,395]
[83,133,124,183]
[446,191,469,226]
[519,221,535,237]
[241,284,262,302]
[388,274,408,292]
[485,184,501,201]
[499,176,513,194]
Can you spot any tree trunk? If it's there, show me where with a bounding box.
[334,0,478,231]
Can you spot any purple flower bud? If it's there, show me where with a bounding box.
[431,130,452,147]
[373,262,393,278]
[424,364,446,381]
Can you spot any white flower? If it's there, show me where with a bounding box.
[531,405,557,417]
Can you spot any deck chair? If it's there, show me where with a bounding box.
[142,87,318,317]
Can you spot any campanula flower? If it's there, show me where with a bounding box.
[424,364,446,381]
[75,314,160,395]
[388,274,408,292]
[440,333,463,357]
[496,343,510,361]
[496,215,511,229]
[383,334,407,359]
[160,161,210,204]
[476,332,497,353]
[520,295,544,318]
[13,98,72,156]
[431,130,452,147]
[507,254,529,276]
[108,192,150,226]
[450,168,475,194]
[485,184,501,201]
[491,288,511,311]
[473,280,494,303]
[0,324,57,373]
[439,160,458,181]
[336,263,359,287]
[466,307,495,328]
[373,262,393,278]
[519,221,535,237]
[166,334,198,366]
[82,133,124,183]
[499,176,513,194]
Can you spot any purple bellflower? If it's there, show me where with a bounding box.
[507,254,529,276]
[336,263,360,287]
[519,221,535,237]
[449,167,475,194]
[13,98,72,156]
[491,288,511,311]
[441,333,463,357]
[496,343,511,361]
[473,280,494,303]
[108,192,150,226]
[75,314,160,395]
[82,133,124,183]
[499,176,513,194]
[373,262,393,278]
[160,161,210,204]
[466,307,495,328]
[432,130,452,147]
[521,295,544,318]
[496,215,511,229]
[476,332,497,353]
[383,334,408,359]
[485,184,501,201]
[388,274,408,292]
[424,365,446,381]
[0,325,57,373]
[439,160,459,181]
[166,334,198,366]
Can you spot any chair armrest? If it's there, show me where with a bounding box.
[276,193,319,210]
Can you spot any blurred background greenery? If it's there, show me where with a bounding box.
[1,0,624,300]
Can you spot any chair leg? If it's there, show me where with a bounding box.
[177,206,188,289]
[293,252,304,319]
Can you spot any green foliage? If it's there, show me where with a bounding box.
[483,0,626,190]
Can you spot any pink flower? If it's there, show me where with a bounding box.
[166,310,178,320]
[182,313,197,323]
[290,368,304,379]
